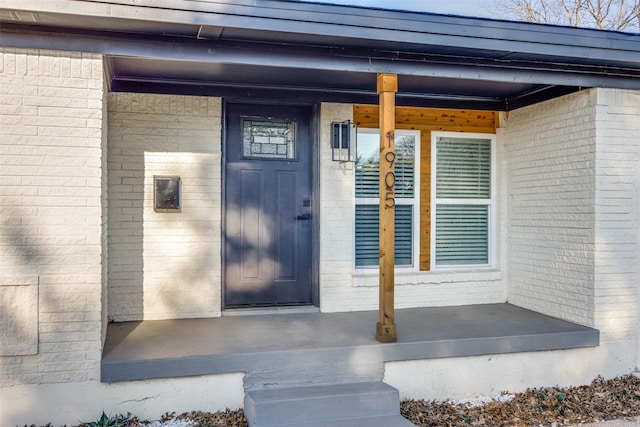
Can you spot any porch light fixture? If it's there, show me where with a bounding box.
[154,176,181,212]
[331,120,357,163]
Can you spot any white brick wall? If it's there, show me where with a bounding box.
[318,103,362,311]
[107,93,222,321]
[503,90,597,326]
[592,89,639,346]
[101,73,109,346]
[0,47,105,385]
[504,88,639,346]
[318,103,506,312]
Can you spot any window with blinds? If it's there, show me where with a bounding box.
[355,205,413,266]
[432,133,494,268]
[355,130,419,268]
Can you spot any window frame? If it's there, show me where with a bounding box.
[430,131,497,270]
[354,128,421,271]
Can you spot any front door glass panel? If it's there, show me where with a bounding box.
[242,119,297,160]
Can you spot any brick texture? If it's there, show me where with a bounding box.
[504,91,598,325]
[107,93,222,321]
[318,103,368,311]
[0,48,105,385]
[504,88,639,343]
[593,89,639,343]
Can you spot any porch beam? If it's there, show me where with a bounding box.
[376,73,398,343]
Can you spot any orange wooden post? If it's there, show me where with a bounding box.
[376,73,398,343]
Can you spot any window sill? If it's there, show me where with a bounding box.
[352,268,502,287]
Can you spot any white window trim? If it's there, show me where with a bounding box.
[430,131,496,271]
[354,128,420,272]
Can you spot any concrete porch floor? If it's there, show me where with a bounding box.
[101,303,599,387]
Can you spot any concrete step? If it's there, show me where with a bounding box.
[241,346,384,391]
[290,414,415,426]
[244,381,413,427]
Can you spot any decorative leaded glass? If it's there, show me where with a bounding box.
[242,119,296,160]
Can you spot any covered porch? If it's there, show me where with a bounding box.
[102,303,599,388]
[0,1,637,426]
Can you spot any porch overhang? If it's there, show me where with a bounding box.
[101,303,599,383]
[1,0,638,111]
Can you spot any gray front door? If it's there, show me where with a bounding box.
[224,103,312,307]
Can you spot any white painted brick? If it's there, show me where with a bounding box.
[592,89,640,348]
[504,89,639,346]
[504,90,597,326]
[108,93,222,321]
[0,47,106,386]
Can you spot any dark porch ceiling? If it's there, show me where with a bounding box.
[106,54,573,110]
[1,0,639,111]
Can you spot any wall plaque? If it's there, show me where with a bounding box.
[154,176,181,212]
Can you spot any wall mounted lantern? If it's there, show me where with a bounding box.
[154,176,181,212]
[331,120,357,163]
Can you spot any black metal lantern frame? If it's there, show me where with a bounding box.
[331,120,357,163]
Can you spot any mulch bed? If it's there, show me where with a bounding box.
[43,374,640,427]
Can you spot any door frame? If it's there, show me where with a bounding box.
[221,99,320,311]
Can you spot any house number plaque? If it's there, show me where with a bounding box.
[384,136,395,208]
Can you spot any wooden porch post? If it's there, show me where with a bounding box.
[376,73,398,343]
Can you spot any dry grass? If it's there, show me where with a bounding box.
[401,375,640,427]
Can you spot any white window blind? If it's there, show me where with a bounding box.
[435,205,488,265]
[355,205,413,266]
[436,138,491,199]
[433,134,494,267]
[355,131,419,268]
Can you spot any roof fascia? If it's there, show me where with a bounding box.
[2,0,638,65]
[3,25,639,90]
